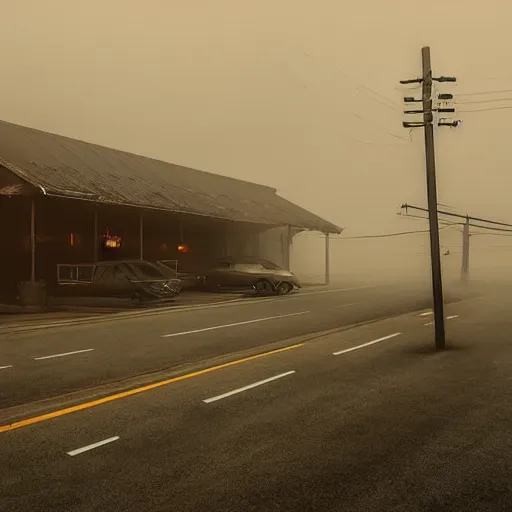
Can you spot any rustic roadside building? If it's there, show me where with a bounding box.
[0,120,341,303]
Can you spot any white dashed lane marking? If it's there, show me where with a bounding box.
[33,349,94,361]
[162,312,309,338]
[333,333,402,356]
[203,371,296,403]
[424,315,460,326]
[67,436,120,457]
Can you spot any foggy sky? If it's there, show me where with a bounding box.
[2,0,512,237]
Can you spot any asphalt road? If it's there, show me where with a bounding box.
[0,282,466,409]
[3,293,512,511]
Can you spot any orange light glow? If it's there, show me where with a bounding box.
[103,232,122,249]
[105,237,121,248]
[70,233,75,247]
[177,244,190,253]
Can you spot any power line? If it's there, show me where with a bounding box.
[288,68,410,145]
[296,49,409,142]
[401,205,512,236]
[437,202,456,210]
[349,112,411,141]
[279,58,398,146]
[471,232,512,237]
[396,212,461,226]
[355,84,403,112]
[300,224,456,240]
[459,105,512,113]
[401,204,512,229]
[325,59,403,111]
[457,97,512,105]
[336,229,430,239]
[400,209,512,237]
[468,223,512,233]
[457,88,512,97]
[339,224,456,239]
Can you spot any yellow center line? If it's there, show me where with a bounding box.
[0,343,304,434]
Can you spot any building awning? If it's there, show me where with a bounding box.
[0,120,342,234]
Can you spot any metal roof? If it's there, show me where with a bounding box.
[0,120,341,233]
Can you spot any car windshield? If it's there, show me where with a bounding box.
[129,263,165,279]
[159,260,178,271]
[259,260,282,270]
[214,262,234,269]
[234,263,264,272]
[156,262,178,276]
[236,259,282,270]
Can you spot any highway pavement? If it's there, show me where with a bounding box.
[2,292,512,511]
[0,282,467,409]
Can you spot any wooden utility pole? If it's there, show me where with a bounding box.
[421,46,446,350]
[401,47,458,350]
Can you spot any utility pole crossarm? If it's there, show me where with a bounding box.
[433,76,457,82]
[400,78,423,84]
[403,122,426,128]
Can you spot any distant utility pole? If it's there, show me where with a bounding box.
[461,216,470,282]
[402,203,512,284]
[400,47,458,351]
[324,233,330,285]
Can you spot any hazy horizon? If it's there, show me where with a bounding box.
[3,1,512,281]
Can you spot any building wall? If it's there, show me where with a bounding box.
[37,198,97,288]
[0,197,32,300]
[258,226,294,269]
[0,167,35,299]
[225,223,259,261]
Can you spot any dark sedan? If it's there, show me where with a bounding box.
[56,260,183,302]
[202,259,301,295]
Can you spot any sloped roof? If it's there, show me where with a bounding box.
[0,120,341,234]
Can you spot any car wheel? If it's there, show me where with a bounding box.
[254,279,273,294]
[276,282,293,295]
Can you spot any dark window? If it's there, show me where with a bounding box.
[95,266,114,285]
[130,263,165,279]
[118,263,137,279]
[113,266,130,281]
[158,264,178,278]
[92,266,106,282]
[259,260,282,270]
[215,262,233,269]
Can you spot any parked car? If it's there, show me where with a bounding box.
[202,259,300,295]
[56,260,183,302]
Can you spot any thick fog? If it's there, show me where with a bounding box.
[2,1,512,287]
